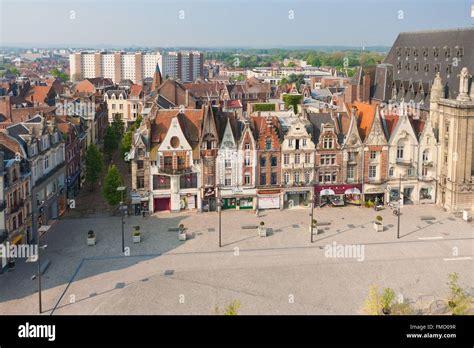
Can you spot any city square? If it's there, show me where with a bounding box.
[0,204,472,315]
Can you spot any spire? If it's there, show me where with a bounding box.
[430,72,443,102]
[151,63,162,91]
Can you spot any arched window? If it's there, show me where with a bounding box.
[265,137,272,150]
[422,149,429,162]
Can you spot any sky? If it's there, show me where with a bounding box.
[0,0,473,48]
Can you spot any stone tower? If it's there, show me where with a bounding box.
[432,67,474,212]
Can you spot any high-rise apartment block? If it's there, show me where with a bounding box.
[70,52,162,83]
[162,51,204,82]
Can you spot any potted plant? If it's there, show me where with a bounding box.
[258,221,267,237]
[132,226,141,243]
[380,288,395,315]
[373,215,383,232]
[87,230,96,246]
[178,224,186,241]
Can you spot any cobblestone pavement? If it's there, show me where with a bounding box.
[0,204,472,314]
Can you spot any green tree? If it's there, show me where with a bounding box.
[120,130,133,159]
[111,114,125,137]
[104,127,119,160]
[102,165,124,207]
[50,68,69,82]
[133,114,142,129]
[283,94,302,113]
[85,144,103,191]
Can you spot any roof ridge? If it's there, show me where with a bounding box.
[398,27,474,35]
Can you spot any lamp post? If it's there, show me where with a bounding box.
[217,185,222,248]
[36,225,50,314]
[386,175,403,240]
[117,186,127,253]
[397,174,401,239]
[309,198,316,243]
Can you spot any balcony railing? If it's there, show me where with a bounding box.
[419,175,434,182]
[158,166,193,175]
[422,160,434,167]
[396,158,412,166]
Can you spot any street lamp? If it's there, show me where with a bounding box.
[386,175,403,239]
[216,185,222,248]
[117,186,127,253]
[36,225,50,314]
[309,199,316,243]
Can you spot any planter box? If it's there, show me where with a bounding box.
[87,236,96,246]
[258,226,267,237]
[373,222,383,232]
[178,232,187,241]
[133,235,141,243]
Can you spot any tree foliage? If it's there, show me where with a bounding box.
[102,164,124,207]
[49,68,69,82]
[120,130,133,159]
[85,144,103,190]
[283,94,302,113]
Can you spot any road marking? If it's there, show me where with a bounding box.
[443,257,473,261]
[418,236,444,240]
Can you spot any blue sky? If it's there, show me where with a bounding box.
[0,0,473,48]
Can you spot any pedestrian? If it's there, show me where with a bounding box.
[142,210,146,219]
[255,208,259,217]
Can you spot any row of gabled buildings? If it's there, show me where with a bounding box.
[129,67,472,214]
[0,75,111,272]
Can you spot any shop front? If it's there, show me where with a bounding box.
[363,184,386,204]
[220,188,256,210]
[315,184,362,207]
[180,193,198,210]
[257,189,281,210]
[284,188,311,209]
[202,187,217,212]
[154,196,171,212]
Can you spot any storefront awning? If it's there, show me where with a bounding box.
[344,188,361,195]
[316,184,362,195]
[320,189,335,196]
[10,234,23,245]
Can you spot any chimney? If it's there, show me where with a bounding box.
[362,74,371,102]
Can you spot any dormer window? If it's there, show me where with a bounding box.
[42,135,49,150]
[446,64,452,75]
[456,46,464,58]
[422,47,429,57]
[444,47,451,59]
[433,47,439,58]
[323,138,333,149]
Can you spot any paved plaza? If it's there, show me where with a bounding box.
[0,204,473,315]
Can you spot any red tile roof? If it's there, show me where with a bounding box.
[130,84,143,98]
